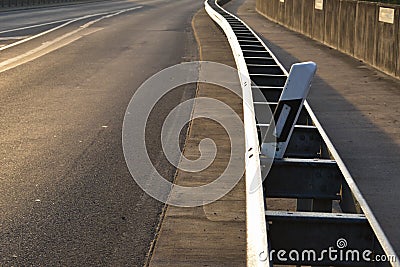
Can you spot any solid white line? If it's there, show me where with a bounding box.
[0,18,72,34]
[0,6,143,74]
[0,36,29,40]
[0,13,106,52]
[0,6,142,52]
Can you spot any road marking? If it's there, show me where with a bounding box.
[0,6,143,74]
[0,27,101,73]
[0,6,142,52]
[0,3,144,35]
[0,19,72,34]
[0,36,29,40]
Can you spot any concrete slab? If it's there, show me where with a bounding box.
[147,8,247,266]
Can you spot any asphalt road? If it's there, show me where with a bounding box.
[0,1,130,42]
[0,0,200,265]
[0,0,154,33]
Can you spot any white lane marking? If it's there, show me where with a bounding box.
[0,6,142,52]
[0,6,143,74]
[0,18,72,34]
[0,4,143,35]
[0,27,101,73]
[0,13,107,52]
[0,36,29,40]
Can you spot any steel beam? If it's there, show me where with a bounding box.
[252,86,282,102]
[245,57,277,65]
[266,210,380,266]
[261,158,342,200]
[250,73,287,86]
[247,65,285,74]
[254,102,311,125]
[257,125,324,158]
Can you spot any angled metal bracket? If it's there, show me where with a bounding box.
[261,62,317,159]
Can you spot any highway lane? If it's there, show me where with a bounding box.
[0,0,201,265]
[0,0,145,32]
[0,1,148,47]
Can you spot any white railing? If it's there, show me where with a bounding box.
[204,1,270,266]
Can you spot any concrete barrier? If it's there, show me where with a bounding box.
[323,0,340,49]
[272,0,279,20]
[256,0,263,17]
[293,0,302,31]
[338,0,357,55]
[375,3,399,76]
[256,0,400,78]
[301,0,313,37]
[285,0,294,29]
[312,0,325,42]
[397,12,400,77]
[354,1,377,64]
[278,0,285,22]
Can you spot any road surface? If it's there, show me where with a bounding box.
[0,0,201,265]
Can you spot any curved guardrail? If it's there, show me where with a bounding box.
[204,0,399,266]
[204,1,269,265]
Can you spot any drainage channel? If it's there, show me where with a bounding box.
[205,0,399,266]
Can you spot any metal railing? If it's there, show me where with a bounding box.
[205,0,399,266]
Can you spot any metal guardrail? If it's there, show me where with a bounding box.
[204,0,399,266]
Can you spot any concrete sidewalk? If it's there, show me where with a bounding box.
[225,0,400,255]
[147,8,247,266]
